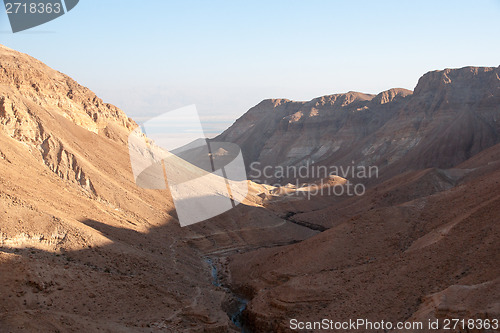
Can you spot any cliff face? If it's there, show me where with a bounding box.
[382,66,500,174]
[217,90,406,181]
[217,66,500,183]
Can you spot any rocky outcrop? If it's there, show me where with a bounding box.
[0,44,137,194]
[40,136,97,195]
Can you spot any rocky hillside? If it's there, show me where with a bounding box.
[217,66,500,183]
[217,66,500,332]
[0,44,212,331]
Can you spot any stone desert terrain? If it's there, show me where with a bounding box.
[0,44,499,332]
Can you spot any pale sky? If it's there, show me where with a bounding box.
[1,0,499,135]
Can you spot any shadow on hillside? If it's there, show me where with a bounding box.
[0,196,319,332]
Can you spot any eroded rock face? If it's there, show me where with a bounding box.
[0,44,137,194]
[218,66,500,184]
[217,91,401,183]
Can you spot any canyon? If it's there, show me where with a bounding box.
[0,43,499,332]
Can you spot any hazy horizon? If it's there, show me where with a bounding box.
[1,0,499,135]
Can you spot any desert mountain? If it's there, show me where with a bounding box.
[218,67,500,331]
[218,66,500,183]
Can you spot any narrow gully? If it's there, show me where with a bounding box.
[199,211,323,331]
[204,257,252,332]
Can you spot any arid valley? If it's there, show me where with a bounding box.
[0,41,499,333]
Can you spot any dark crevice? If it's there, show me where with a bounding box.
[283,211,327,232]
